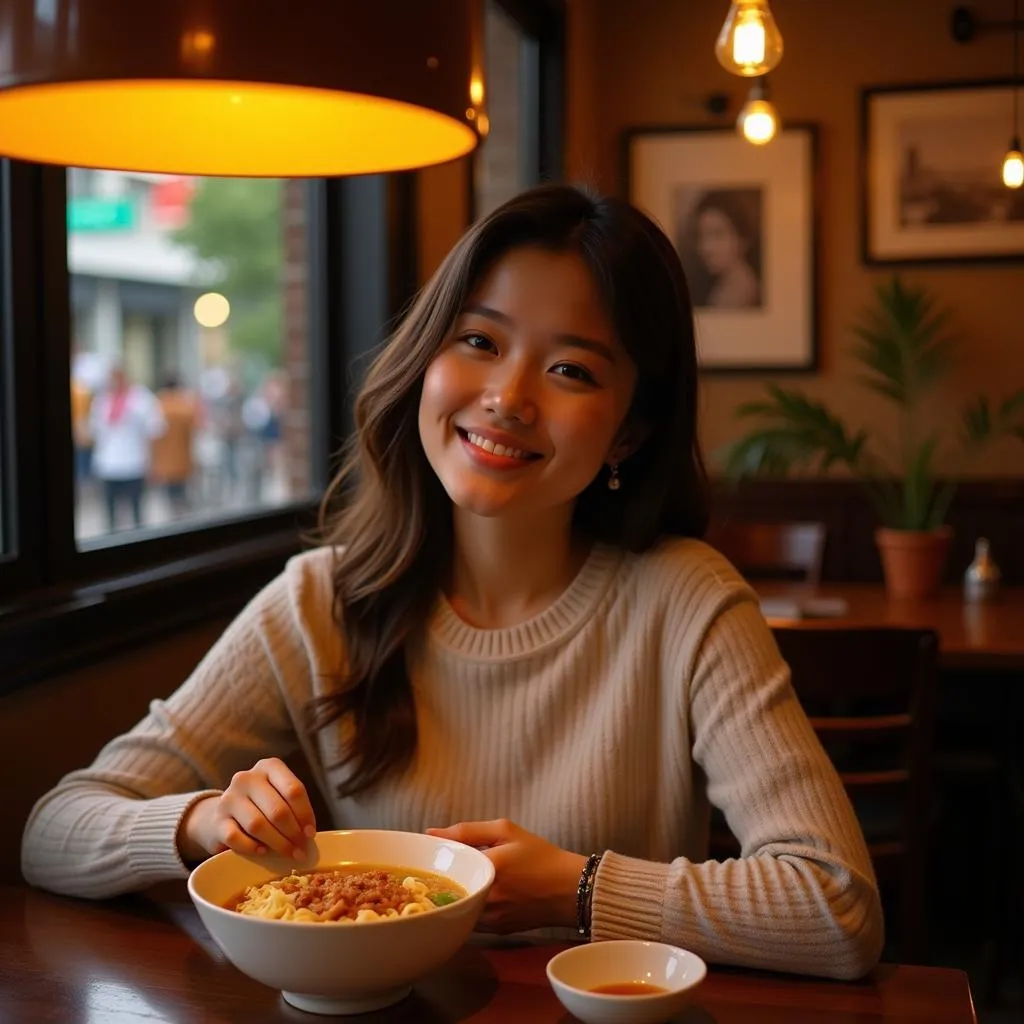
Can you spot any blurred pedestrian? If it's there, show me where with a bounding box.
[89,366,166,530]
[150,372,200,517]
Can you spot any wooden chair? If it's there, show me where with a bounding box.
[708,625,938,963]
[709,520,826,584]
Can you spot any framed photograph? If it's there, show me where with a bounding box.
[624,124,818,374]
[862,81,1024,264]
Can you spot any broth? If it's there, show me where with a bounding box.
[590,981,668,996]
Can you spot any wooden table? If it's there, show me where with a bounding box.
[0,885,977,1022]
[757,583,1024,670]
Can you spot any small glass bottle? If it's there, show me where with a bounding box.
[964,537,1001,603]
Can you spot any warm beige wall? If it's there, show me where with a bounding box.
[567,0,1024,476]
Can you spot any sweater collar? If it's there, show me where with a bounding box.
[428,542,623,661]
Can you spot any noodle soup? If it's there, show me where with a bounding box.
[189,829,494,1014]
[228,863,467,923]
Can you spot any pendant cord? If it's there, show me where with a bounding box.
[1015,0,1020,139]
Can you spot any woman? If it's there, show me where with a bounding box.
[22,185,882,980]
[680,189,762,309]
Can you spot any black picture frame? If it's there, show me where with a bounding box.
[623,123,820,375]
[861,79,1024,266]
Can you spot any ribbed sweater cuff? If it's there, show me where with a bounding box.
[591,851,669,941]
[128,790,222,883]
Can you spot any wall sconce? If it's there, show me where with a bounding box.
[715,0,784,77]
[0,0,483,176]
[737,77,779,145]
[951,2,1023,189]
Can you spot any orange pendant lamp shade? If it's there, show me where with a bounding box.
[0,1,483,176]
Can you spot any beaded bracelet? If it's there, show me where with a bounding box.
[575,852,603,938]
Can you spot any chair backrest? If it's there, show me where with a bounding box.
[772,625,939,956]
[773,624,938,795]
[710,520,826,584]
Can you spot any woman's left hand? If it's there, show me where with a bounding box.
[427,819,587,934]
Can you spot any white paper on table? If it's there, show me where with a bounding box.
[759,595,850,620]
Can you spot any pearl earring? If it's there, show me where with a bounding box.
[607,462,621,491]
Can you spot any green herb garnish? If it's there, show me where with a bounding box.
[429,891,460,907]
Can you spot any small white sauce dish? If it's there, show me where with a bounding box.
[546,940,707,1024]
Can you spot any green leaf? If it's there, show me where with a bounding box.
[961,389,1024,448]
[856,373,907,405]
[927,480,959,530]
[960,396,993,445]
[851,276,955,409]
[860,477,904,528]
[429,892,460,907]
[721,387,870,480]
[902,436,939,530]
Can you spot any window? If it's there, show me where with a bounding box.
[0,160,346,683]
[67,171,317,544]
[473,0,565,220]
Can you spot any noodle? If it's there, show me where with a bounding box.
[230,865,464,924]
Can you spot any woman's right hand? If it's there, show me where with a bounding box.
[177,757,317,864]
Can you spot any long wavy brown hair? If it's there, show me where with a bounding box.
[309,183,709,798]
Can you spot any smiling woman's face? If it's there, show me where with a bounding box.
[417,245,638,521]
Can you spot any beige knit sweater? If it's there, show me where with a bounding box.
[21,538,883,979]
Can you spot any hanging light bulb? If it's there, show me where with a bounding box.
[737,78,778,145]
[1004,138,1024,188]
[715,0,784,77]
[739,100,778,144]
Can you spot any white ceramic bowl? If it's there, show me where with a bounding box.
[546,940,707,1024]
[187,828,494,1015]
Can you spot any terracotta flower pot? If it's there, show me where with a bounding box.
[874,526,952,601]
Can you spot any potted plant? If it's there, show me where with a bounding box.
[722,275,1024,600]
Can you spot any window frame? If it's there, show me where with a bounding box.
[0,160,47,600]
[468,0,566,220]
[496,0,566,184]
[0,165,360,693]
